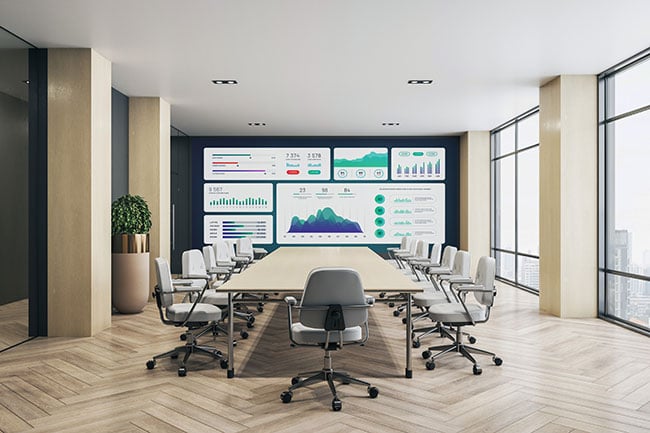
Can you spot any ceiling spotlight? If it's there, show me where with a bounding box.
[382,122,400,126]
[248,122,267,127]
[212,79,238,85]
[22,79,30,85]
[407,79,434,85]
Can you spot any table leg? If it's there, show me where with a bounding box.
[227,292,235,378]
[405,293,413,378]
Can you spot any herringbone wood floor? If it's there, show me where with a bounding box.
[1,275,650,432]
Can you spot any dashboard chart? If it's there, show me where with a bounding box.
[204,183,273,212]
[391,148,445,180]
[203,215,273,244]
[203,148,330,180]
[276,183,445,244]
[333,147,388,181]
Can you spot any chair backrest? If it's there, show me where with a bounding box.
[399,236,408,249]
[300,267,367,329]
[182,249,208,278]
[414,240,429,259]
[440,245,458,269]
[407,238,419,255]
[473,256,496,306]
[236,237,254,256]
[452,250,471,278]
[202,245,216,269]
[154,257,175,307]
[226,240,237,259]
[429,243,442,263]
[213,240,232,263]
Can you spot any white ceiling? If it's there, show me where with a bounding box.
[1,0,649,136]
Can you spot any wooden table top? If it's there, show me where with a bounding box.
[218,246,423,293]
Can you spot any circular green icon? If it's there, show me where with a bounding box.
[374,206,385,216]
[374,194,385,204]
[374,228,385,238]
[375,217,385,227]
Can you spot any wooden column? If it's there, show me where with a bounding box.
[47,49,112,336]
[460,131,491,275]
[128,98,170,290]
[539,75,597,318]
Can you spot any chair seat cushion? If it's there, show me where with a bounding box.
[291,323,362,345]
[427,302,487,324]
[166,303,221,322]
[200,289,228,306]
[413,291,448,307]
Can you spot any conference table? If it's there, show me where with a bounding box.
[217,246,423,379]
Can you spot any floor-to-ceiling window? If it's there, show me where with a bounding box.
[491,108,540,292]
[599,48,650,334]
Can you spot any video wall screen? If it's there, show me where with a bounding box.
[191,137,459,252]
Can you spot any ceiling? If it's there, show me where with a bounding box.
[1,0,649,136]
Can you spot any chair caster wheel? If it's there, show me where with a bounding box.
[146,360,155,370]
[213,350,222,357]
[473,365,482,375]
[178,367,187,377]
[246,321,254,329]
[388,302,395,308]
[332,398,342,411]
[180,333,187,341]
[171,353,179,359]
[220,359,228,369]
[379,293,385,298]
[281,391,292,403]
[425,361,435,370]
[257,306,264,313]
[393,310,400,317]
[240,330,249,339]
[493,357,503,366]
[412,340,421,348]
[368,386,379,398]
[402,317,407,325]
[468,336,477,344]
[291,376,300,385]
[422,350,431,359]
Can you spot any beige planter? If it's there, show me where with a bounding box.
[112,234,150,314]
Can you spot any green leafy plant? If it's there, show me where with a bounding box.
[111,194,152,235]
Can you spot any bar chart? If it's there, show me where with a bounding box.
[391,148,445,180]
[204,183,273,212]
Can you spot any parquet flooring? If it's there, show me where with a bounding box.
[1,274,649,432]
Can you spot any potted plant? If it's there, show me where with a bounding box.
[111,194,152,313]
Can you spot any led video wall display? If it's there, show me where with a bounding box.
[276,183,445,244]
[192,137,458,250]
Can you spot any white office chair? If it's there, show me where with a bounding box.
[410,243,442,279]
[146,257,228,376]
[236,237,255,263]
[422,256,503,375]
[280,267,378,411]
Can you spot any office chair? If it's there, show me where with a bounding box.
[421,256,503,375]
[280,267,378,411]
[410,243,442,279]
[146,257,228,376]
[182,249,254,337]
[201,246,233,284]
[402,240,430,281]
[411,250,471,348]
[387,236,414,269]
[236,237,255,263]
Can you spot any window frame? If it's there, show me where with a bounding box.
[490,107,540,293]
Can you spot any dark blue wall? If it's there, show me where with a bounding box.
[111,88,129,201]
[191,136,460,254]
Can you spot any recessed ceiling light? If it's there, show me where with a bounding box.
[382,122,400,126]
[248,122,267,127]
[22,79,29,85]
[407,79,434,85]
[212,79,238,85]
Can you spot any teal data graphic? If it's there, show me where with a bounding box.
[204,183,273,212]
[203,215,273,244]
[333,148,388,180]
[203,147,330,180]
[391,148,445,180]
[288,207,362,233]
[276,183,445,244]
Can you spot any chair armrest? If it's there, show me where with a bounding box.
[441,275,473,283]
[456,284,492,293]
[284,296,297,306]
[182,273,210,280]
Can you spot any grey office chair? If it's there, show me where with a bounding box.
[421,256,503,375]
[280,267,378,411]
[146,257,228,376]
[411,250,471,347]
